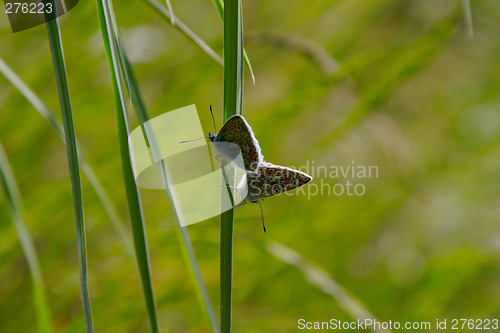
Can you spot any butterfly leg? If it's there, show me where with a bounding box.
[256,200,266,233]
[218,185,238,190]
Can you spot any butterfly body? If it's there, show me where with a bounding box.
[211,114,312,204]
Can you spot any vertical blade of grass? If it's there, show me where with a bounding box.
[120,46,220,332]
[107,0,219,329]
[220,158,235,333]
[221,0,244,331]
[223,0,243,120]
[0,57,138,279]
[122,53,219,333]
[0,142,53,333]
[44,8,94,333]
[95,0,160,331]
[211,0,255,83]
[105,0,132,104]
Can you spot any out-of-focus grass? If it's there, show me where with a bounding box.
[2,0,500,332]
[313,14,457,151]
[267,241,391,333]
[0,142,52,333]
[142,0,223,66]
[461,0,474,38]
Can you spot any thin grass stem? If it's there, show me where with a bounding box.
[44,7,94,332]
[0,57,138,280]
[96,0,160,331]
[220,0,244,331]
[122,53,220,333]
[143,0,223,65]
[211,0,255,83]
[0,142,53,333]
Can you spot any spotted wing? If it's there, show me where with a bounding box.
[243,162,313,202]
[213,115,264,171]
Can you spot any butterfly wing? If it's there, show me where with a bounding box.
[243,162,313,202]
[213,115,264,171]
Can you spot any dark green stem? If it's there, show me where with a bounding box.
[221,0,244,331]
[44,6,93,332]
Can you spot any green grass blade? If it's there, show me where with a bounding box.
[0,58,137,276]
[143,0,223,66]
[105,0,133,105]
[267,242,392,333]
[220,210,234,333]
[44,11,94,333]
[0,142,53,333]
[211,0,223,18]
[95,0,160,331]
[211,0,255,83]
[219,161,236,333]
[221,0,244,331]
[223,0,243,120]
[122,53,220,333]
[243,48,255,84]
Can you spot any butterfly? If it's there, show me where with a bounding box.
[209,114,313,204]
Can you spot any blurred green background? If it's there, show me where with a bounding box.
[1,0,500,332]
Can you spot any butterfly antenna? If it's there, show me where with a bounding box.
[209,105,217,133]
[179,135,210,144]
[257,200,266,233]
